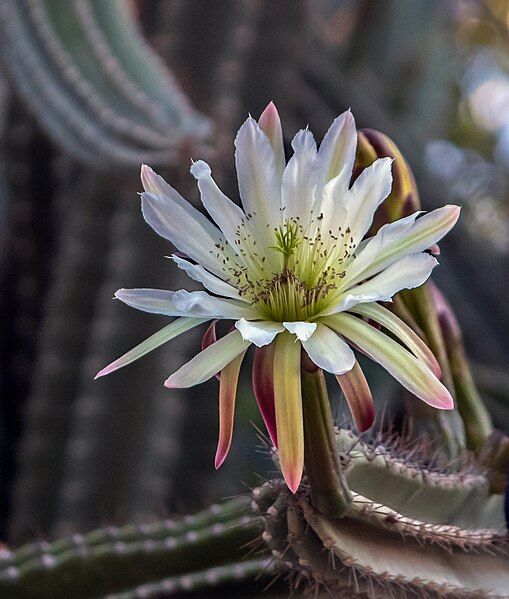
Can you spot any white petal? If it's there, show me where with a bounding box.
[319,168,350,235]
[165,330,250,388]
[281,129,318,222]
[258,102,285,182]
[344,157,393,245]
[234,117,281,255]
[96,317,207,378]
[141,191,231,279]
[141,164,175,195]
[235,318,284,347]
[115,288,187,316]
[172,290,258,319]
[190,160,245,248]
[171,255,240,299]
[283,321,317,341]
[324,253,438,314]
[345,206,460,287]
[302,323,355,375]
[316,110,356,191]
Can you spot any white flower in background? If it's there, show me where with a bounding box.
[97,103,459,492]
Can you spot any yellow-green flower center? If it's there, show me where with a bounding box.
[225,217,356,321]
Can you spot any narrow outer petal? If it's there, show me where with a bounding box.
[335,361,374,432]
[95,317,207,378]
[252,345,278,447]
[324,313,454,410]
[351,302,441,377]
[258,102,285,182]
[273,332,304,492]
[201,320,218,350]
[215,349,247,468]
[202,320,220,380]
[302,323,355,375]
[165,330,250,388]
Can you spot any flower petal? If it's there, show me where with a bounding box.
[317,109,356,189]
[95,317,207,379]
[141,190,231,279]
[351,302,441,377]
[215,348,247,468]
[273,332,304,493]
[202,320,220,380]
[258,102,285,182]
[234,117,281,253]
[302,323,355,375]
[325,253,438,314]
[172,290,258,319]
[115,288,187,316]
[281,129,318,222]
[201,320,218,350]
[344,157,393,245]
[165,330,250,388]
[141,164,175,195]
[252,345,278,447]
[335,360,374,432]
[190,160,245,248]
[345,206,460,287]
[324,313,454,410]
[235,318,284,347]
[283,321,317,341]
[171,255,240,299]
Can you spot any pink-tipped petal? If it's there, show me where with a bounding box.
[325,313,454,410]
[202,320,220,380]
[351,302,441,378]
[214,349,247,469]
[252,345,278,448]
[335,361,374,432]
[258,102,285,180]
[273,332,304,493]
[165,330,250,389]
[95,318,206,379]
[202,319,218,350]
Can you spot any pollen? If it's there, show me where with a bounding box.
[224,216,355,321]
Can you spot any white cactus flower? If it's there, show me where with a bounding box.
[97,103,459,492]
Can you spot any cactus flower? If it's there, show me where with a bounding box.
[97,103,459,492]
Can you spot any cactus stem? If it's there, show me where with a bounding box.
[301,352,352,518]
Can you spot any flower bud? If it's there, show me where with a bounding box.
[355,129,421,236]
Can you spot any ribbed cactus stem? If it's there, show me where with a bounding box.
[301,352,352,518]
[104,558,273,599]
[7,497,251,570]
[0,500,263,599]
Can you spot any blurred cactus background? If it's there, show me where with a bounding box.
[1,1,509,597]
